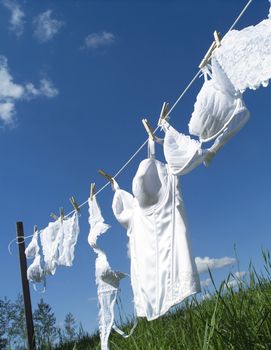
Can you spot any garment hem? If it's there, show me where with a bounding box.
[138,288,201,321]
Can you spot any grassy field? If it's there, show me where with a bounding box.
[56,251,271,350]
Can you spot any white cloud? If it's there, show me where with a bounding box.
[0,101,15,124]
[1,0,25,37]
[83,31,116,49]
[225,271,247,289]
[195,256,236,274]
[25,79,59,99]
[0,55,58,125]
[33,10,64,43]
[202,293,212,301]
[200,278,212,288]
[88,296,97,302]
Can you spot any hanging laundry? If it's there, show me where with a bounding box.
[39,212,80,276]
[88,196,126,350]
[162,120,207,175]
[25,229,44,284]
[214,2,271,92]
[188,57,250,165]
[58,212,80,267]
[40,219,62,276]
[112,139,201,321]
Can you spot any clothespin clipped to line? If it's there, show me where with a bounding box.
[98,170,114,184]
[158,102,169,126]
[60,207,65,221]
[33,225,38,233]
[50,207,65,221]
[142,118,155,141]
[90,183,96,201]
[199,30,222,69]
[69,196,80,213]
[50,212,59,221]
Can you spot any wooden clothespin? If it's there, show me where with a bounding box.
[199,31,222,69]
[50,212,59,221]
[158,102,169,126]
[214,30,221,48]
[142,118,155,141]
[70,196,80,213]
[59,207,65,221]
[33,225,38,233]
[90,183,96,201]
[98,170,114,184]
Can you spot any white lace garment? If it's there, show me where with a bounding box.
[88,196,125,350]
[214,4,271,92]
[189,57,249,144]
[25,230,44,284]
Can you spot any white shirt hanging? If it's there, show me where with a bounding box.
[88,196,126,350]
[112,139,201,321]
[188,57,249,144]
[214,4,271,92]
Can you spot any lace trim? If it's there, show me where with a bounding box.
[214,17,271,92]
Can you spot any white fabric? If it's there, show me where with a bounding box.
[88,196,126,350]
[162,121,207,175]
[25,230,44,283]
[39,214,80,276]
[40,219,62,276]
[214,6,271,92]
[204,106,250,167]
[58,212,80,267]
[112,141,201,321]
[189,58,249,143]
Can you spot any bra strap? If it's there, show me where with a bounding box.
[148,138,156,159]
[112,308,138,338]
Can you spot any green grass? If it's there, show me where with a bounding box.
[55,251,271,350]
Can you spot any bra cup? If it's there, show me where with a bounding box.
[132,159,168,209]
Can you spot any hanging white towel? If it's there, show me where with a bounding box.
[88,196,126,350]
[214,3,271,92]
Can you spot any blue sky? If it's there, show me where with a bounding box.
[1,0,271,335]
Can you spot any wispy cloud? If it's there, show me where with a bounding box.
[200,278,212,288]
[25,79,59,99]
[195,256,236,274]
[88,296,97,302]
[202,293,212,301]
[33,10,64,43]
[0,55,58,126]
[225,271,247,289]
[83,31,116,50]
[1,0,25,37]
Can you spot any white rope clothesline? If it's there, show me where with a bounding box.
[8,0,254,253]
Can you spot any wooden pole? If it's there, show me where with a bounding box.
[16,222,36,350]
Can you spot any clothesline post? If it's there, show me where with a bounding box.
[16,221,36,350]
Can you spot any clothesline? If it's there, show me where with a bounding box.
[8,0,254,253]
[68,0,254,215]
